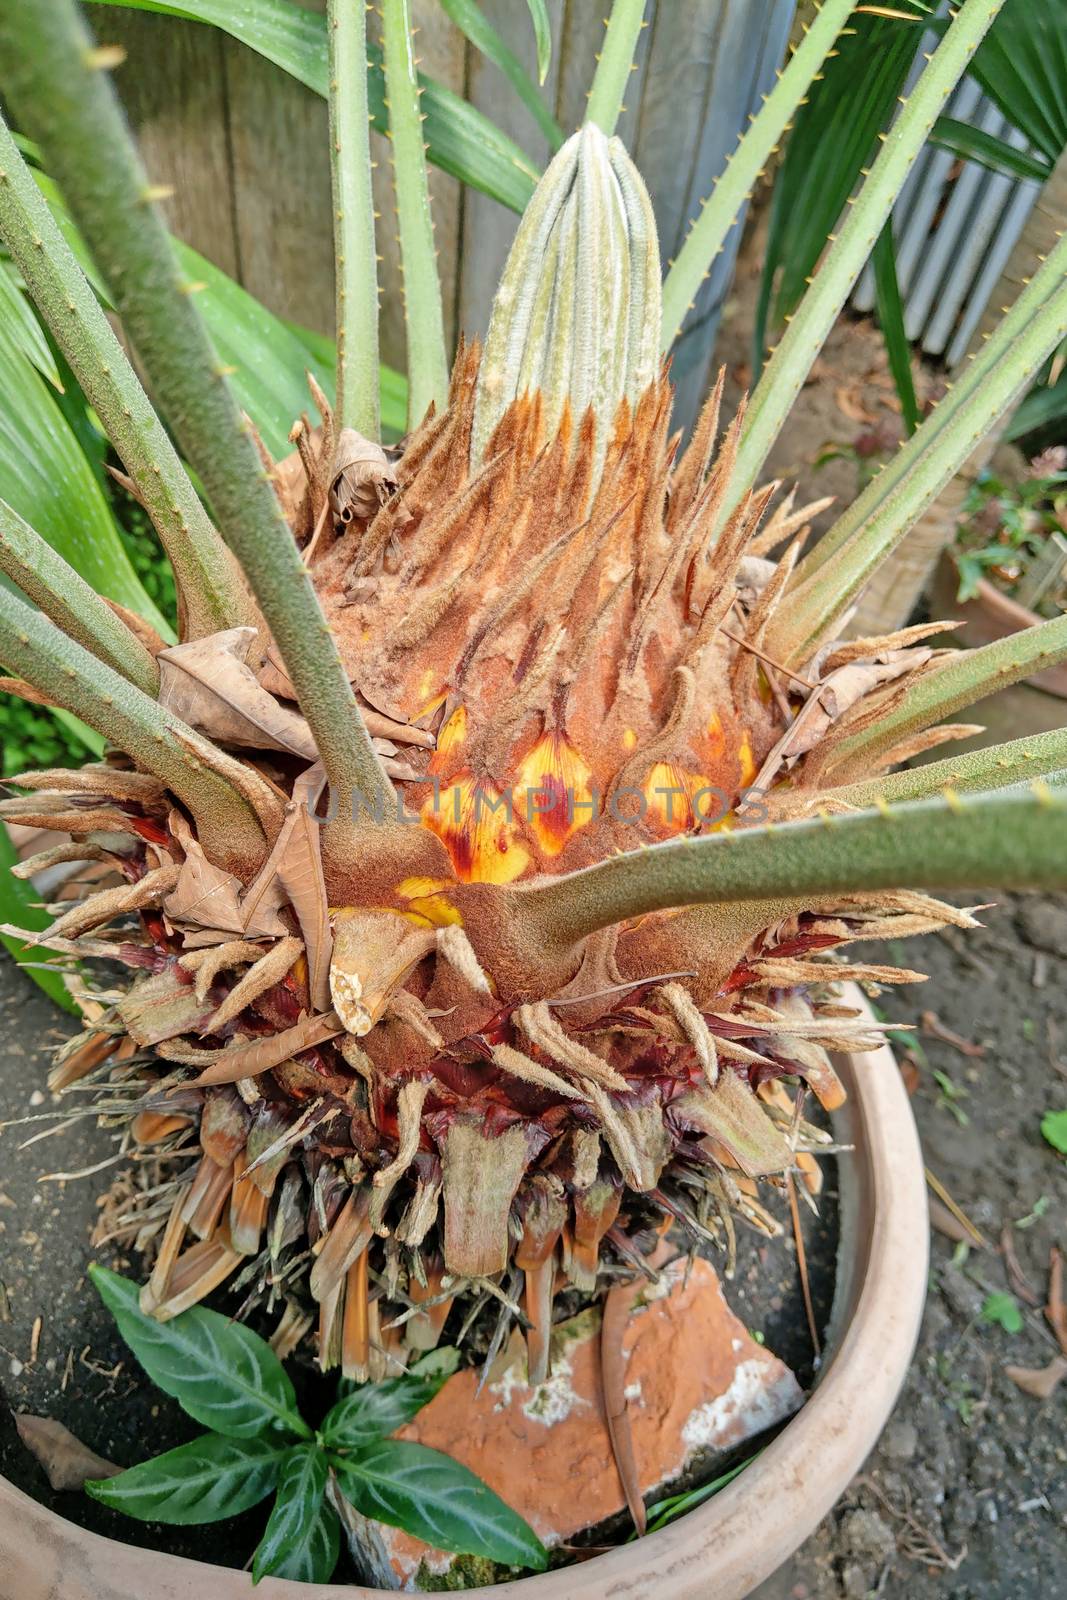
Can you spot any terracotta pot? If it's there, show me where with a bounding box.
[933,552,1067,699]
[0,989,927,1600]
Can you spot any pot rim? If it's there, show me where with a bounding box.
[0,985,928,1599]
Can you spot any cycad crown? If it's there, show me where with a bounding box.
[0,0,1065,1383]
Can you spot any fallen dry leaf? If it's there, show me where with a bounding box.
[16,1414,120,1490]
[921,1010,986,1058]
[193,1010,344,1086]
[164,812,287,938]
[158,627,318,758]
[1003,1356,1067,1401]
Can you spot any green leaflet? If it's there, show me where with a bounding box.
[321,1374,450,1452]
[928,116,1052,182]
[252,1445,336,1584]
[334,1440,548,1571]
[963,0,1067,166]
[85,0,540,213]
[0,257,60,385]
[872,221,919,436]
[89,1268,311,1441]
[86,1433,285,1524]
[526,0,552,86]
[441,0,562,151]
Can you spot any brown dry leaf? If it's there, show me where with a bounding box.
[1003,1357,1067,1400]
[921,1011,986,1058]
[157,627,318,758]
[1000,1224,1042,1308]
[194,1010,344,1086]
[752,649,931,788]
[835,383,877,425]
[272,804,333,1013]
[16,1414,120,1490]
[928,1197,976,1246]
[330,428,399,525]
[164,812,286,938]
[601,1281,646,1537]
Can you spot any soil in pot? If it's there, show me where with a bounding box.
[0,951,838,1582]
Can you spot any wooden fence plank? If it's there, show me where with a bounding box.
[91,6,239,279]
[456,0,564,341]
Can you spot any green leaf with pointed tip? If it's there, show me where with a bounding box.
[86,0,540,213]
[0,258,60,385]
[964,0,1067,167]
[872,220,919,435]
[252,1445,337,1585]
[441,0,562,151]
[86,1433,284,1524]
[334,1440,548,1572]
[321,1373,448,1452]
[526,0,552,86]
[89,1267,311,1441]
[0,820,78,1011]
[929,117,1051,182]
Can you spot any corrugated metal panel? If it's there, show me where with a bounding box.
[852,17,1043,371]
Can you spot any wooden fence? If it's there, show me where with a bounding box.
[94,1,794,426]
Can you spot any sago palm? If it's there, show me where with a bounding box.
[0,0,1065,1384]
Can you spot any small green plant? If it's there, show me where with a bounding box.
[933,1068,970,1127]
[1015,1194,1051,1229]
[951,455,1067,612]
[979,1291,1024,1334]
[1040,1107,1067,1155]
[85,1268,547,1585]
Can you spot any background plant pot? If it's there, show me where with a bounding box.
[0,990,927,1600]
[933,551,1067,699]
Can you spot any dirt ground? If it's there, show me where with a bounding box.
[771,894,1067,1600]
